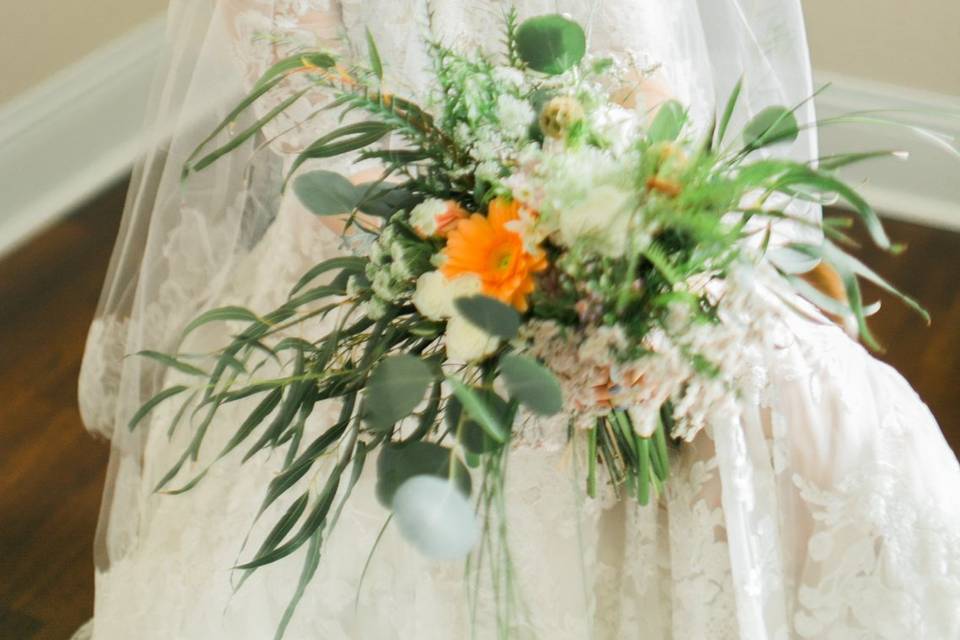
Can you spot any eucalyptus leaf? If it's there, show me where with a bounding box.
[375,441,471,506]
[447,390,510,454]
[254,52,336,90]
[363,355,434,431]
[357,185,418,218]
[648,100,688,143]
[180,306,259,341]
[515,14,586,75]
[290,256,367,296]
[743,106,799,149]
[294,170,363,216]
[127,385,189,432]
[446,377,507,443]
[453,295,520,340]
[136,351,208,377]
[391,475,480,560]
[498,354,563,416]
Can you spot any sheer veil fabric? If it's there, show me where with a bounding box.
[77,1,960,638]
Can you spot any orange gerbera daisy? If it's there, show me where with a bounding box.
[441,197,547,311]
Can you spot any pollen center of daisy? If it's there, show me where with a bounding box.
[490,246,516,273]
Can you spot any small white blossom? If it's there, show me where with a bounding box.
[496,94,535,139]
[492,66,526,89]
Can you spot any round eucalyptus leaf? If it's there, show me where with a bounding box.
[743,106,799,149]
[293,170,362,216]
[499,354,563,416]
[363,355,434,431]
[391,475,480,560]
[356,185,419,219]
[453,295,521,340]
[375,441,471,506]
[447,391,510,454]
[647,100,688,143]
[515,14,586,75]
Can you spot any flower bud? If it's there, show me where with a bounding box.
[539,96,585,139]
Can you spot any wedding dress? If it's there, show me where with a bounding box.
[77,1,960,638]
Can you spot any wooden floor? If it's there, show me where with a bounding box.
[0,179,957,639]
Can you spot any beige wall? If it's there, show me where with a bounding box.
[0,0,167,105]
[0,1,957,107]
[804,0,960,95]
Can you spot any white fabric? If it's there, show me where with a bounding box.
[78,1,960,638]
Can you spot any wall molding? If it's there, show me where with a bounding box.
[0,25,958,259]
[0,16,166,258]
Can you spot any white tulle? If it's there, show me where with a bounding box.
[78,1,960,638]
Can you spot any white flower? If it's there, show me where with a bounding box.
[409,199,448,237]
[492,66,525,89]
[590,105,640,156]
[627,406,660,438]
[411,271,481,321]
[559,184,635,257]
[445,315,499,362]
[412,271,499,362]
[496,95,535,139]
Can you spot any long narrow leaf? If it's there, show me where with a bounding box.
[128,385,189,432]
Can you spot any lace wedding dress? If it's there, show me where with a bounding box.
[77,1,960,638]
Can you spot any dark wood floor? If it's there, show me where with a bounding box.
[0,179,957,639]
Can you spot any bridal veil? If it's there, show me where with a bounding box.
[78,0,820,579]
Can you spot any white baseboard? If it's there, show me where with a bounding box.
[814,71,960,231]
[0,26,958,260]
[0,16,166,258]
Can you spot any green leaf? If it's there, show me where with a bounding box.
[254,52,336,90]
[716,78,743,147]
[218,388,283,458]
[293,170,363,216]
[180,306,259,341]
[363,355,434,431]
[447,390,510,454]
[743,105,799,149]
[127,385,190,431]
[288,122,394,179]
[365,28,383,80]
[648,100,687,143]
[356,185,418,219]
[446,377,507,443]
[290,256,367,296]
[375,441,471,506]
[453,295,520,340]
[498,354,563,416]
[189,89,309,174]
[817,150,907,171]
[774,166,891,250]
[515,14,586,75]
[135,351,208,377]
[273,528,321,640]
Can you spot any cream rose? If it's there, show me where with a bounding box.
[445,315,500,362]
[558,184,635,257]
[411,271,499,362]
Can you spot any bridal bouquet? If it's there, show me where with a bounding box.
[133,11,924,637]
